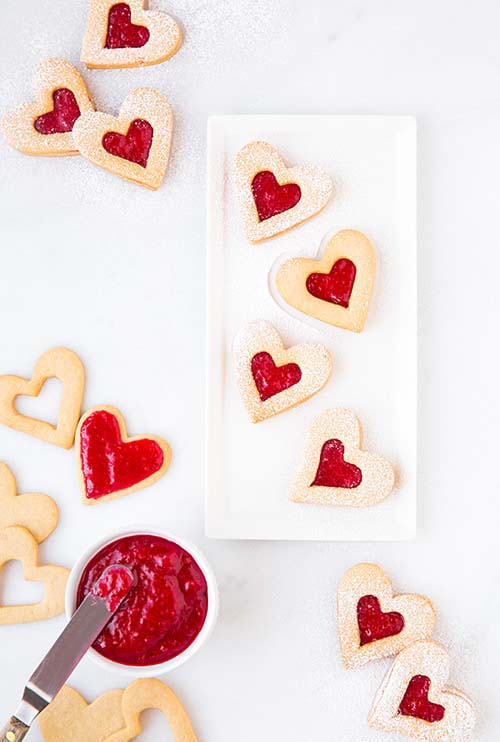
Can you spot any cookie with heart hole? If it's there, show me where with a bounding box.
[289,408,395,507]
[233,320,332,422]
[81,0,182,69]
[76,405,171,505]
[234,141,333,242]
[72,87,173,189]
[0,347,85,449]
[39,686,125,742]
[274,229,376,332]
[337,563,436,670]
[1,59,94,156]
[369,640,476,742]
[0,462,58,543]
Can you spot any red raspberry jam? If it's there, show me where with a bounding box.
[306,258,356,308]
[399,675,445,723]
[77,535,209,666]
[91,564,134,613]
[356,595,405,646]
[251,171,301,221]
[105,3,150,49]
[102,119,153,167]
[251,351,302,401]
[311,439,362,488]
[34,89,81,135]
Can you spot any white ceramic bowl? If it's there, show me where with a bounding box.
[65,526,219,677]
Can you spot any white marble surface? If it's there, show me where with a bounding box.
[0,0,498,739]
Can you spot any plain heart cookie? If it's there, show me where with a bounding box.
[337,563,436,669]
[234,141,333,242]
[233,320,332,422]
[274,229,376,332]
[76,405,171,505]
[368,640,476,742]
[72,87,173,189]
[81,0,182,69]
[39,686,125,742]
[289,408,395,507]
[0,58,94,156]
[0,462,58,543]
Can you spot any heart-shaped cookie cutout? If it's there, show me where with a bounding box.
[39,686,125,742]
[0,463,58,543]
[289,408,395,507]
[72,87,173,189]
[233,320,333,422]
[0,526,68,624]
[338,563,436,669]
[0,59,94,156]
[81,0,182,69]
[76,405,171,505]
[274,229,376,332]
[0,347,85,449]
[369,640,476,742]
[234,141,333,242]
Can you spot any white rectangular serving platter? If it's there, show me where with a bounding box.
[206,115,416,541]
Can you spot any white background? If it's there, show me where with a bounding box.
[0,1,498,740]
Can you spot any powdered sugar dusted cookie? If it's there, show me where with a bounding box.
[369,640,476,742]
[289,408,395,507]
[338,563,436,669]
[72,88,173,189]
[275,229,376,332]
[234,141,333,242]
[81,0,182,69]
[233,321,332,422]
[1,59,94,156]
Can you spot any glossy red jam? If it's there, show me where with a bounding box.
[91,565,134,612]
[251,351,302,401]
[311,439,362,488]
[357,595,404,646]
[34,89,81,135]
[251,171,301,221]
[306,258,356,308]
[102,119,153,167]
[398,675,445,723]
[105,3,150,49]
[79,409,164,500]
[77,535,209,666]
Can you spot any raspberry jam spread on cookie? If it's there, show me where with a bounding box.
[79,409,164,500]
[311,439,362,488]
[77,535,209,666]
[105,3,150,49]
[357,595,405,646]
[306,258,357,308]
[251,352,302,401]
[251,171,301,221]
[102,119,153,167]
[91,564,135,613]
[398,675,446,723]
[34,89,81,135]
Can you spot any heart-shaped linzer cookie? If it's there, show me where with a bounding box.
[72,87,173,189]
[274,229,376,332]
[0,347,85,449]
[369,640,476,742]
[76,405,171,505]
[289,408,395,507]
[234,141,333,242]
[39,686,125,742]
[337,563,436,669]
[81,0,182,69]
[0,59,94,156]
[0,463,58,543]
[233,320,333,422]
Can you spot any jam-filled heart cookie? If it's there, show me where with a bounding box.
[81,0,182,69]
[274,229,376,332]
[234,141,333,242]
[289,408,395,507]
[233,320,332,422]
[72,87,172,189]
[369,640,476,742]
[337,563,436,670]
[76,405,171,505]
[0,59,94,156]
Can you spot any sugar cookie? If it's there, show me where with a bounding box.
[0,462,58,543]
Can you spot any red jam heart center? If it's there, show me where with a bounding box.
[34,89,81,135]
[102,119,153,167]
[399,675,446,723]
[79,409,165,500]
[357,595,405,646]
[306,258,356,308]
[251,171,301,221]
[105,2,150,48]
[311,439,362,488]
[251,351,302,402]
